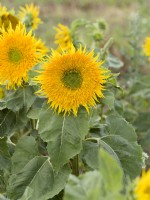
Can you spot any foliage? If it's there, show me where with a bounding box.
[0,1,149,200]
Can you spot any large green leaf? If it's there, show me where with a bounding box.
[7,156,70,200]
[11,136,39,173]
[0,108,28,137]
[0,109,16,137]
[99,149,123,193]
[103,114,142,178]
[39,103,89,171]
[64,171,103,200]
[64,149,126,200]
[101,91,115,110]
[6,86,36,112]
[81,141,99,169]
[27,98,45,120]
[82,114,142,179]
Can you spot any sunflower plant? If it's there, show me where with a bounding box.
[0,3,145,200]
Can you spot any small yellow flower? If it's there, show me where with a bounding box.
[36,38,49,55]
[135,170,150,200]
[0,23,41,89]
[143,37,150,56]
[35,45,109,116]
[18,3,42,30]
[54,23,72,51]
[0,4,20,32]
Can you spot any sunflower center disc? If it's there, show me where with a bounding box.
[8,48,22,63]
[62,69,83,89]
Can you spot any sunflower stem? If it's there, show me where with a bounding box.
[72,154,79,176]
[30,119,36,130]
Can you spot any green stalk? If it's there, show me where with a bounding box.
[30,119,36,130]
[72,154,79,176]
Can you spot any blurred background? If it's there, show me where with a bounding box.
[2,0,150,49]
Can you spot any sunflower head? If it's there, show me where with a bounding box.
[135,170,150,200]
[35,45,109,116]
[18,3,42,30]
[143,37,150,56]
[54,23,72,52]
[0,4,20,33]
[0,23,41,89]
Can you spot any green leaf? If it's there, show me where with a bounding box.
[101,114,142,178]
[19,187,33,200]
[81,141,99,169]
[106,54,124,69]
[64,171,103,200]
[0,100,6,110]
[99,148,123,193]
[7,156,53,199]
[101,91,115,110]
[0,194,9,200]
[0,109,16,137]
[7,156,70,200]
[89,106,101,128]
[27,98,45,120]
[6,86,36,112]
[27,108,41,119]
[39,103,89,171]
[0,137,11,171]
[82,114,142,179]
[11,136,39,173]
[42,164,71,200]
[0,108,29,137]
[64,150,126,200]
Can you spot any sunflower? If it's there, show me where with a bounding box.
[135,170,150,200]
[0,4,20,32]
[35,45,109,116]
[0,23,41,89]
[143,37,150,56]
[18,3,42,30]
[54,23,72,51]
[36,38,49,56]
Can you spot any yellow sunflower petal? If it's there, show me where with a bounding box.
[35,38,49,55]
[135,169,150,200]
[0,4,8,14]
[0,23,41,89]
[18,3,42,30]
[143,37,150,56]
[35,45,109,116]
